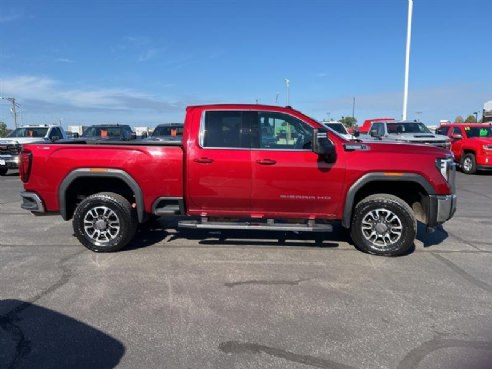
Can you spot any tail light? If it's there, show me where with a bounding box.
[19,150,32,183]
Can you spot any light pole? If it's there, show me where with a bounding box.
[402,0,413,121]
[0,97,20,128]
[473,111,478,123]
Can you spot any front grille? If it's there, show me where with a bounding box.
[0,143,21,155]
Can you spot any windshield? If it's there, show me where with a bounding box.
[464,126,492,138]
[7,127,48,138]
[324,123,348,134]
[152,125,184,137]
[82,127,123,138]
[386,122,431,134]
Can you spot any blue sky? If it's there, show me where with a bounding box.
[1,0,491,128]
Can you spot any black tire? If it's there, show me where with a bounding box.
[0,168,7,176]
[72,192,137,252]
[350,194,416,256]
[461,153,477,174]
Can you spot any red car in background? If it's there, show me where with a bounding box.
[436,123,492,174]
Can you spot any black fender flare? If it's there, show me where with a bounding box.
[58,168,144,222]
[341,172,436,228]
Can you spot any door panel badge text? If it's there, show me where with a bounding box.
[280,194,331,201]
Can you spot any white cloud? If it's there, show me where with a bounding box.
[55,58,73,63]
[138,49,158,62]
[0,75,184,123]
[308,83,489,123]
[0,12,22,23]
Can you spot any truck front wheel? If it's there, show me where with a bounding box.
[72,192,137,252]
[461,153,477,174]
[350,194,416,256]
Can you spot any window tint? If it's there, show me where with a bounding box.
[49,127,61,139]
[464,126,492,138]
[256,112,313,150]
[451,127,462,136]
[373,123,385,136]
[436,126,449,135]
[153,125,184,137]
[202,111,252,148]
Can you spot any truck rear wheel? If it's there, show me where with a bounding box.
[73,192,137,252]
[350,194,416,256]
[0,168,7,176]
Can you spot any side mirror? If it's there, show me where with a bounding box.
[72,133,80,138]
[370,129,379,137]
[131,132,137,140]
[141,132,148,139]
[312,129,336,163]
[451,133,463,140]
[51,136,60,142]
[353,130,360,138]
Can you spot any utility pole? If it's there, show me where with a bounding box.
[352,97,355,118]
[1,97,20,128]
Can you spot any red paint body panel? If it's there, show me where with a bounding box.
[22,144,184,213]
[21,104,454,223]
[438,123,492,168]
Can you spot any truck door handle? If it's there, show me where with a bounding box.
[194,157,214,164]
[256,159,277,165]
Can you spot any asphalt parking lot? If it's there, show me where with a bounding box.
[1,170,492,369]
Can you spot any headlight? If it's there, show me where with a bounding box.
[435,158,456,192]
[435,158,455,181]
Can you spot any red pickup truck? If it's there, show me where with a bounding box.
[436,123,492,174]
[19,104,456,256]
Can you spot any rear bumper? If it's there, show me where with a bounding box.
[427,194,457,228]
[20,191,45,213]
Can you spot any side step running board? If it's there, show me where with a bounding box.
[178,218,332,232]
[154,205,181,216]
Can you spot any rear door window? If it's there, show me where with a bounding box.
[201,111,254,149]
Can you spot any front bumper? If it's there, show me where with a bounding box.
[427,194,457,228]
[20,191,45,213]
[0,154,19,169]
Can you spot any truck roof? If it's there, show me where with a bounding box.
[186,103,299,113]
[20,124,61,128]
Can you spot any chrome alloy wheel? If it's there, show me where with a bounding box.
[83,206,121,245]
[462,157,473,172]
[361,208,403,249]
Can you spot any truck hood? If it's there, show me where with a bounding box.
[390,133,449,142]
[359,141,452,157]
[0,137,46,145]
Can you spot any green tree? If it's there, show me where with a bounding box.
[465,115,477,123]
[340,116,357,128]
[0,122,8,137]
[454,115,465,123]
